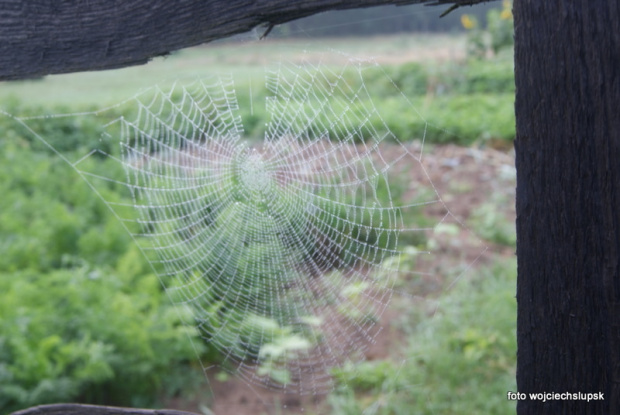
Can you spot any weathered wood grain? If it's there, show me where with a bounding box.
[10,404,200,415]
[0,0,493,80]
[514,1,620,413]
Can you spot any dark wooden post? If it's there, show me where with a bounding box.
[514,1,620,413]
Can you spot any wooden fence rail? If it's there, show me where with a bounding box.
[10,404,200,415]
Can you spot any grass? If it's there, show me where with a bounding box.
[0,34,465,108]
[328,259,517,415]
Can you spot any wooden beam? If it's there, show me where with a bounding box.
[10,404,199,415]
[0,0,494,81]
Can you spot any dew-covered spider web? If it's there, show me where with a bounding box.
[7,50,492,411]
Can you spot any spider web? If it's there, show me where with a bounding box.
[9,51,486,408]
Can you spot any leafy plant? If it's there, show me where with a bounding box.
[0,129,135,273]
[0,266,203,413]
[256,318,320,385]
[0,124,206,413]
[462,0,514,59]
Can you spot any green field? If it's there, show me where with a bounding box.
[1,35,468,106]
[2,34,514,146]
[0,34,516,415]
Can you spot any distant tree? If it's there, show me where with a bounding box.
[277,3,498,37]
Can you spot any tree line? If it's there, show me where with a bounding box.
[273,3,499,37]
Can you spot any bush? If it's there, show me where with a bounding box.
[369,93,514,145]
[0,104,118,156]
[423,94,515,145]
[231,58,515,146]
[0,124,206,412]
[0,138,133,273]
[0,266,203,413]
[452,57,515,95]
[381,58,515,97]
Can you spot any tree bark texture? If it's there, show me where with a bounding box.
[514,1,620,414]
[10,404,199,415]
[0,0,493,81]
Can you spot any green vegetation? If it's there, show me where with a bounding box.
[329,259,517,415]
[470,195,516,248]
[0,33,515,413]
[1,36,515,147]
[0,127,204,413]
[274,3,500,37]
[461,0,514,60]
[145,145,424,385]
[252,54,514,145]
[154,169,321,367]
[0,268,203,412]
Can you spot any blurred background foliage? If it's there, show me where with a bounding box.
[329,260,516,415]
[0,1,515,413]
[0,127,206,412]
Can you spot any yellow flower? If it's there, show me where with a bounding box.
[501,0,513,20]
[461,14,476,30]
